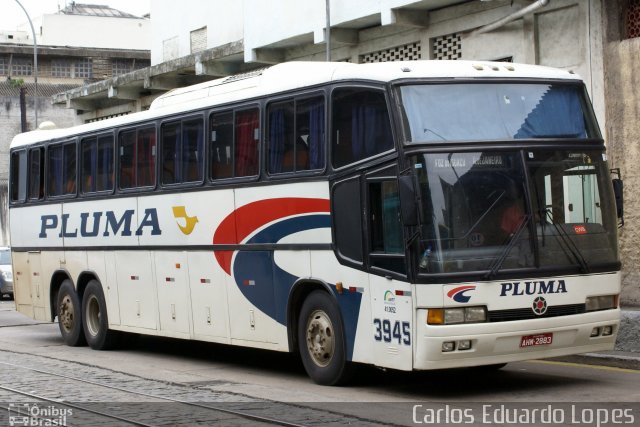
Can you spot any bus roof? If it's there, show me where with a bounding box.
[10,60,581,150]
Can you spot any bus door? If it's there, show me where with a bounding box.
[366,168,413,371]
[27,251,46,320]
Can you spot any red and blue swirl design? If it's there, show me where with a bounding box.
[212,198,362,359]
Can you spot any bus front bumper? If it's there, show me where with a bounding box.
[413,308,620,370]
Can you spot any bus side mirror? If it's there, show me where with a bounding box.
[398,175,419,227]
[612,178,624,226]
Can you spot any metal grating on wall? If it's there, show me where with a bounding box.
[190,27,207,54]
[360,42,421,63]
[433,33,462,60]
[628,0,640,39]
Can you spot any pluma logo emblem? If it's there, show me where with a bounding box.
[447,285,476,303]
[172,206,198,235]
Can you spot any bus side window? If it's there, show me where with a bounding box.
[137,127,156,187]
[368,179,406,274]
[296,96,324,171]
[82,135,114,194]
[267,100,295,174]
[267,95,324,175]
[162,118,204,185]
[10,150,27,203]
[28,148,44,200]
[235,108,259,177]
[119,126,156,189]
[119,130,136,189]
[47,141,76,197]
[331,88,393,169]
[210,111,234,180]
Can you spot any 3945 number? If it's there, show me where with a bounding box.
[373,318,410,345]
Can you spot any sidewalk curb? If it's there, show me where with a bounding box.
[548,352,640,371]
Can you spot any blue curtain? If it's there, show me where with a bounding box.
[50,147,63,196]
[269,108,285,173]
[308,101,324,169]
[352,105,392,162]
[515,86,586,139]
[89,142,97,192]
[101,140,113,190]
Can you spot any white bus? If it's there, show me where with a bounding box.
[9,61,623,385]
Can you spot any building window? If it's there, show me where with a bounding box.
[0,57,7,75]
[360,42,421,63]
[190,26,207,54]
[51,59,72,77]
[12,57,32,76]
[133,59,150,70]
[628,0,640,39]
[112,59,133,76]
[75,58,93,78]
[432,33,462,60]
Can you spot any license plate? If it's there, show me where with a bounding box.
[520,333,553,348]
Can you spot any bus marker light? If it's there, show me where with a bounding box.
[165,277,175,282]
[200,278,211,284]
[427,309,444,325]
[458,340,471,351]
[243,280,256,286]
[590,327,601,337]
[336,282,344,294]
[176,263,181,269]
[395,290,412,296]
[131,276,139,281]
[442,342,455,352]
[602,326,613,336]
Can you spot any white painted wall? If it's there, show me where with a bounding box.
[151,0,244,65]
[17,14,150,50]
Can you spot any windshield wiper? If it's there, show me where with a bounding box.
[484,213,532,280]
[545,211,590,274]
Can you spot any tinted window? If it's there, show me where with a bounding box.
[10,150,27,202]
[47,141,76,197]
[119,126,156,189]
[82,134,114,193]
[161,118,204,185]
[28,148,44,200]
[209,108,259,179]
[332,88,393,168]
[268,96,325,174]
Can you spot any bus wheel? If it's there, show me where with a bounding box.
[82,280,118,350]
[298,291,351,385]
[57,280,86,346]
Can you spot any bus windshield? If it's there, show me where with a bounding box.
[411,150,619,278]
[399,83,599,142]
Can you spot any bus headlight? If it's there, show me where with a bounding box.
[428,306,487,325]
[585,295,618,312]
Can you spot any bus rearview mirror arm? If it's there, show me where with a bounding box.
[398,174,419,227]
[610,168,624,228]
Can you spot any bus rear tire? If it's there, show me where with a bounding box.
[82,280,118,350]
[298,290,351,386]
[57,280,86,347]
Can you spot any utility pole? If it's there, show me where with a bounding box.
[325,0,331,61]
[14,0,38,129]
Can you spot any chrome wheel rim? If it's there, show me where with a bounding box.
[86,295,101,337]
[59,295,75,333]
[305,309,334,367]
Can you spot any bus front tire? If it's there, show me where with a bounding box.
[82,280,118,350]
[57,280,86,347]
[297,290,351,386]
